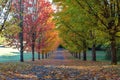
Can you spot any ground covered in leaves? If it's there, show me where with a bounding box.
[0,51,120,80]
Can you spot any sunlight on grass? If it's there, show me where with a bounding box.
[0,47,40,62]
[0,47,19,56]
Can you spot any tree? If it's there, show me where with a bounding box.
[74,0,120,64]
[22,0,54,61]
[0,0,13,32]
[35,17,60,60]
[19,0,24,62]
[12,0,25,62]
[53,0,120,64]
[53,0,100,61]
[11,0,54,61]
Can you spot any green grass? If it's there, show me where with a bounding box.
[0,47,42,62]
[68,50,109,61]
[86,50,107,61]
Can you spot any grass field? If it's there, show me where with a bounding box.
[0,46,110,62]
[86,50,107,61]
[0,47,40,62]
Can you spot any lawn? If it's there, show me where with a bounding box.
[0,47,39,62]
[86,50,107,61]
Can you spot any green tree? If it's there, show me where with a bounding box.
[75,0,120,65]
[53,1,89,60]
[53,0,103,61]
[54,0,120,64]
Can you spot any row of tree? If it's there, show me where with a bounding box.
[0,0,59,61]
[53,0,120,65]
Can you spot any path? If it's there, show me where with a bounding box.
[53,51,64,60]
[0,49,119,80]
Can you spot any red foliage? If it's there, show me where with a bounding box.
[12,0,59,53]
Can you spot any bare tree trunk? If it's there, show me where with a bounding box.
[47,53,50,57]
[111,37,117,65]
[42,52,44,59]
[45,53,47,58]
[75,52,78,58]
[73,53,75,57]
[41,53,43,59]
[32,45,35,61]
[83,50,87,61]
[79,52,81,59]
[92,44,96,61]
[38,52,40,60]
[47,53,48,58]
[32,33,35,61]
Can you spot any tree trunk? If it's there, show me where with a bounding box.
[73,53,75,57]
[75,52,77,58]
[92,44,96,61]
[42,53,44,59]
[41,53,43,59]
[47,53,48,57]
[45,53,47,58]
[83,50,87,61]
[32,43,35,61]
[71,52,73,56]
[111,37,117,65]
[32,33,35,61]
[82,40,87,61]
[19,0,24,62]
[0,0,12,32]
[38,52,40,60]
[19,32,24,62]
[79,52,81,59]
[76,52,78,58]
[47,53,49,57]
[72,53,73,56]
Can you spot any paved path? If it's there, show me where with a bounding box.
[54,51,65,60]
